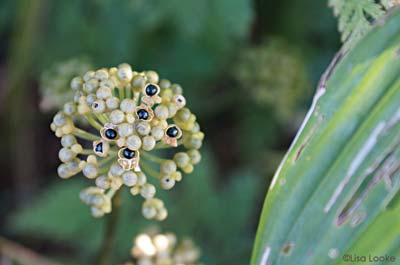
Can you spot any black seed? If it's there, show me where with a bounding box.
[137,109,149,120]
[145,84,158,96]
[123,148,135,159]
[166,126,179,138]
[95,142,103,153]
[93,103,99,108]
[105,129,117,139]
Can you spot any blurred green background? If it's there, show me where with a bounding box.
[0,0,340,264]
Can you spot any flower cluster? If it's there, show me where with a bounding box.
[51,63,204,220]
[125,231,202,265]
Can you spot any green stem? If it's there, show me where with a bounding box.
[94,113,108,125]
[118,87,125,100]
[141,151,165,164]
[154,140,183,149]
[139,160,160,179]
[95,189,121,265]
[73,128,100,141]
[84,114,103,130]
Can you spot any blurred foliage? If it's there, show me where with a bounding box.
[39,57,92,111]
[8,150,261,265]
[234,38,310,120]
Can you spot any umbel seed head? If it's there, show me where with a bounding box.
[50,63,204,221]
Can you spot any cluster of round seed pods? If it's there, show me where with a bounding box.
[125,231,201,265]
[51,63,203,220]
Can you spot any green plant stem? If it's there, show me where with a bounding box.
[140,160,160,179]
[73,128,100,141]
[141,150,165,163]
[85,114,103,130]
[96,189,122,265]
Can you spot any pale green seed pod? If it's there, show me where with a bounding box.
[71,76,83,90]
[171,84,183,94]
[61,134,77,147]
[53,112,67,127]
[160,160,177,174]
[182,164,194,174]
[95,69,109,80]
[63,102,76,115]
[177,108,191,122]
[135,121,151,136]
[142,206,157,219]
[140,183,156,199]
[159,79,171,89]
[142,136,156,151]
[106,97,120,110]
[86,94,97,106]
[120,99,136,113]
[122,171,138,187]
[59,147,76,162]
[96,175,110,189]
[84,78,99,93]
[156,208,168,221]
[110,163,124,177]
[110,110,125,124]
[160,176,175,190]
[187,149,201,165]
[83,70,95,82]
[126,134,142,150]
[145,70,159,83]
[110,176,123,190]
[118,123,134,137]
[57,163,70,179]
[151,126,164,140]
[137,172,147,185]
[96,86,112,99]
[92,99,106,113]
[132,74,146,89]
[100,79,114,89]
[173,152,190,168]
[154,105,169,120]
[117,64,133,82]
[90,206,104,218]
[83,163,98,179]
[67,158,81,175]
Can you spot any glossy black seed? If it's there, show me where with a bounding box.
[145,84,158,96]
[166,126,179,138]
[123,148,135,159]
[93,103,99,108]
[95,143,103,153]
[105,129,117,139]
[137,109,149,120]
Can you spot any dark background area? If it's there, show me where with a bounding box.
[0,0,340,264]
